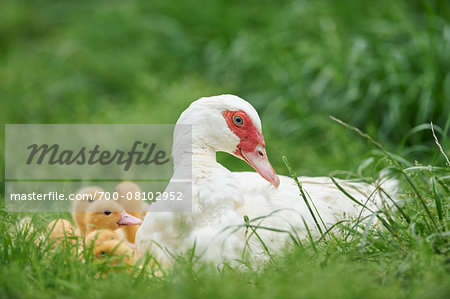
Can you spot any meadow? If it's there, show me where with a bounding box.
[1,0,449,298]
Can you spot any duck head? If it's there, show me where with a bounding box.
[176,94,280,188]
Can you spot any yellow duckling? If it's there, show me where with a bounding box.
[93,240,136,266]
[72,186,106,235]
[46,219,77,248]
[84,200,142,235]
[86,230,121,247]
[85,229,136,250]
[115,181,148,243]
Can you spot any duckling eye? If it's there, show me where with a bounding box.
[104,210,111,216]
[100,251,106,257]
[88,198,94,203]
[233,115,244,126]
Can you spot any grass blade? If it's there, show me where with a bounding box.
[282,156,324,237]
[432,177,445,231]
[243,215,273,261]
[431,121,450,166]
[330,176,373,213]
[301,217,317,254]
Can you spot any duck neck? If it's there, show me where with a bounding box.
[173,143,219,170]
[171,125,220,173]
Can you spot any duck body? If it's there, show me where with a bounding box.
[138,161,383,266]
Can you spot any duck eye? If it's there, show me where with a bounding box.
[233,115,243,126]
[104,210,111,216]
[88,198,94,203]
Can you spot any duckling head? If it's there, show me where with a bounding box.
[93,240,135,266]
[72,186,105,212]
[85,201,142,233]
[47,219,75,239]
[85,230,121,247]
[115,181,147,215]
[46,219,77,248]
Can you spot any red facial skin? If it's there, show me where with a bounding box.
[222,110,280,188]
[222,110,264,154]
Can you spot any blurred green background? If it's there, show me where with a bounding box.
[1,0,449,183]
[1,2,449,297]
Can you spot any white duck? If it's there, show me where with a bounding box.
[136,95,394,267]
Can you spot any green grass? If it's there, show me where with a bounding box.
[1,0,450,298]
[1,140,449,298]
